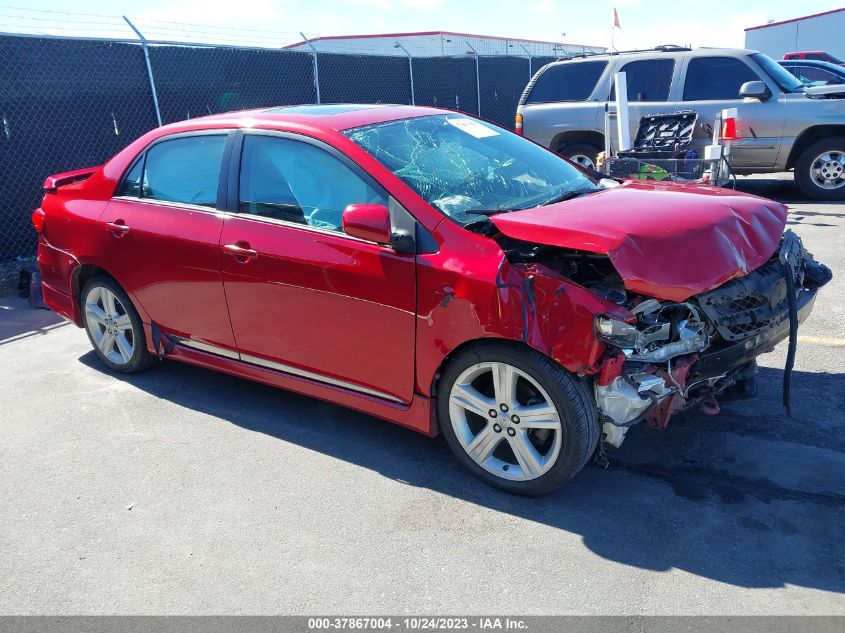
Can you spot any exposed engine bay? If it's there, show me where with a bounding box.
[496,229,833,449]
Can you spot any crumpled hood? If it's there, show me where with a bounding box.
[490,180,787,302]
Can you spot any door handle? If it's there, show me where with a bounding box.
[105,221,130,238]
[222,242,258,262]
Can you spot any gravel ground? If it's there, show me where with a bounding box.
[0,174,842,615]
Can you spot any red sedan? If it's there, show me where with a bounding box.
[34,104,831,494]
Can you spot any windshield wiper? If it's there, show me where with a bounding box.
[537,187,598,207]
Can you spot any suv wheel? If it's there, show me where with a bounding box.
[558,142,602,170]
[82,276,157,373]
[437,343,599,496]
[795,136,845,200]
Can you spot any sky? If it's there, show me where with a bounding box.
[2,0,843,50]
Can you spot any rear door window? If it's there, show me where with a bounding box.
[683,57,759,101]
[525,61,607,103]
[139,135,227,207]
[609,59,674,101]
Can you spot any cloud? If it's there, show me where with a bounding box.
[402,0,444,7]
[139,0,280,25]
[533,0,555,14]
[348,0,442,9]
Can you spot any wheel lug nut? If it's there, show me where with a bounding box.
[488,409,497,418]
[493,423,502,433]
[507,427,516,436]
[500,403,509,412]
[511,415,520,424]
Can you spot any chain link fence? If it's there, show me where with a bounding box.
[0,32,564,290]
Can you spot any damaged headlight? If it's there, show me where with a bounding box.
[595,302,709,363]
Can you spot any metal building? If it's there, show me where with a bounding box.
[285,31,605,57]
[745,8,845,59]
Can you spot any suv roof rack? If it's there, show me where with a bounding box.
[563,44,692,60]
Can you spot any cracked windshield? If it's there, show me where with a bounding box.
[345,114,598,224]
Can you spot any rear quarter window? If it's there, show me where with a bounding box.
[524,61,608,104]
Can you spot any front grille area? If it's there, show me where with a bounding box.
[696,258,800,342]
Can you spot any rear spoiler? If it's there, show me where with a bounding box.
[43,166,98,193]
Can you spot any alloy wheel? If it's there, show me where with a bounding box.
[84,286,135,365]
[568,154,596,170]
[810,151,845,190]
[448,361,563,481]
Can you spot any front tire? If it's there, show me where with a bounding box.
[437,343,599,495]
[795,136,845,200]
[81,276,156,374]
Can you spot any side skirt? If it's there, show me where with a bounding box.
[164,341,436,436]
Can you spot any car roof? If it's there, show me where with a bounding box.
[543,47,757,67]
[778,59,844,70]
[180,103,448,132]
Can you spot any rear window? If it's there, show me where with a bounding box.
[609,59,674,102]
[140,135,227,207]
[683,56,759,101]
[525,61,607,103]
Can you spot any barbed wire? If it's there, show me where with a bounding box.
[0,4,596,55]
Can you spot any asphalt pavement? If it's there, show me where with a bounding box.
[0,174,843,615]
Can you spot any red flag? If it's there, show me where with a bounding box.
[613,8,621,28]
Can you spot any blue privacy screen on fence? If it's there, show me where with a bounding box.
[0,33,550,264]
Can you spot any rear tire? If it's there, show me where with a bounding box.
[81,276,157,374]
[436,342,599,496]
[794,136,845,201]
[557,142,602,170]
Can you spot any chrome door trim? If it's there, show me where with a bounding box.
[171,336,403,404]
[239,352,404,403]
[178,338,240,360]
[111,196,225,216]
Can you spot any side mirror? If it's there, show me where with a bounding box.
[739,80,770,100]
[342,203,392,244]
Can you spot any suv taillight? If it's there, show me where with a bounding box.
[32,208,46,233]
[720,117,740,141]
[515,113,523,135]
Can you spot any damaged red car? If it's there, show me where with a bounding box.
[35,105,831,495]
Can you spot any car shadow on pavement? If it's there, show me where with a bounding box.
[736,176,845,203]
[0,297,67,344]
[79,351,845,595]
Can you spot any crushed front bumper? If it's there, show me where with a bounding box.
[595,231,831,442]
[693,283,817,379]
[692,230,830,379]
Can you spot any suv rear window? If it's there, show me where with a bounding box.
[609,59,674,102]
[525,61,607,103]
[683,57,758,101]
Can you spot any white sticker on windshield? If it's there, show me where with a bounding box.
[446,118,500,138]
